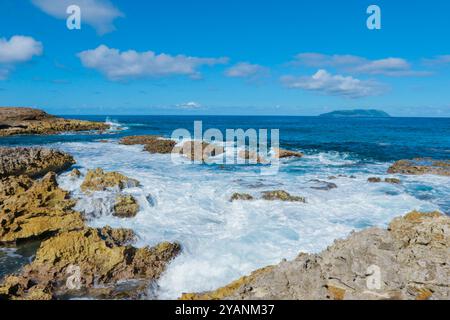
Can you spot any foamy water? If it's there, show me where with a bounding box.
[50,139,448,299]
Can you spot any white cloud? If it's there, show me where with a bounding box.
[31,0,123,35]
[176,101,202,109]
[78,45,228,81]
[0,35,43,80]
[281,69,384,98]
[225,62,268,78]
[293,53,428,77]
[423,55,450,66]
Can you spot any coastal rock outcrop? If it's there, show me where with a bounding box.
[261,190,306,202]
[174,141,224,161]
[238,150,266,164]
[0,147,75,178]
[181,211,450,300]
[368,177,401,184]
[388,159,450,176]
[119,135,162,145]
[80,168,140,193]
[0,173,84,243]
[0,227,181,299]
[274,148,303,159]
[113,195,139,218]
[230,193,254,202]
[0,107,109,137]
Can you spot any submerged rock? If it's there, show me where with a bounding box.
[0,173,84,244]
[0,107,109,137]
[0,147,75,178]
[69,168,81,179]
[261,190,306,202]
[368,177,401,184]
[388,158,450,176]
[230,193,254,202]
[181,211,450,300]
[80,168,140,193]
[0,227,181,300]
[274,148,303,159]
[113,195,139,218]
[309,179,338,191]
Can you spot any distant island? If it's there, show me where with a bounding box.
[319,109,391,118]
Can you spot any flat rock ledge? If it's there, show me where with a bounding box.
[0,147,75,178]
[0,107,109,137]
[181,211,450,300]
[388,158,450,176]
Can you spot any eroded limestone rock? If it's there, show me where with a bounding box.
[261,190,306,203]
[113,195,139,218]
[0,173,84,243]
[0,107,109,137]
[80,168,140,193]
[0,147,75,178]
[181,211,450,300]
[388,159,450,176]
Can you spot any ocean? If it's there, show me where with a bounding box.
[1,115,449,298]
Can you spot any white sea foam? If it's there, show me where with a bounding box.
[53,140,445,299]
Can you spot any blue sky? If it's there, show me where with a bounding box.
[0,0,450,116]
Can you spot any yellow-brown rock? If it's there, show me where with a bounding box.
[0,227,181,299]
[0,173,84,243]
[0,147,75,178]
[113,194,139,218]
[80,168,140,193]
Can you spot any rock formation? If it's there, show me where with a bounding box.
[261,190,306,202]
[274,148,303,159]
[0,227,181,299]
[181,211,450,300]
[0,107,109,137]
[80,168,140,193]
[0,147,75,178]
[0,173,84,243]
[230,193,254,202]
[114,195,139,218]
[388,159,450,176]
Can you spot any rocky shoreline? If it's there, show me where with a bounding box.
[0,107,109,137]
[0,126,449,299]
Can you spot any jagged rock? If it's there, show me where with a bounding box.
[174,141,224,161]
[119,135,161,145]
[181,211,450,300]
[230,193,254,202]
[238,150,266,164]
[0,147,75,178]
[80,168,140,193]
[69,168,81,179]
[0,173,84,243]
[274,148,303,159]
[99,226,136,247]
[144,139,177,154]
[113,195,139,218]
[0,227,181,299]
[388,159,450,176]
[368,177,401,184]
[0,107,109,137]
[261,190,306,203]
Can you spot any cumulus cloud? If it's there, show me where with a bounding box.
[281,69,384,98]
[225,62,268,78]
[31,0,123,35]
[293,53,428,77]
[78,45,228,81]
[0,35,43,80]
[176,101,202,109]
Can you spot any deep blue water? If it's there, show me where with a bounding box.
[1,116,449,162]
